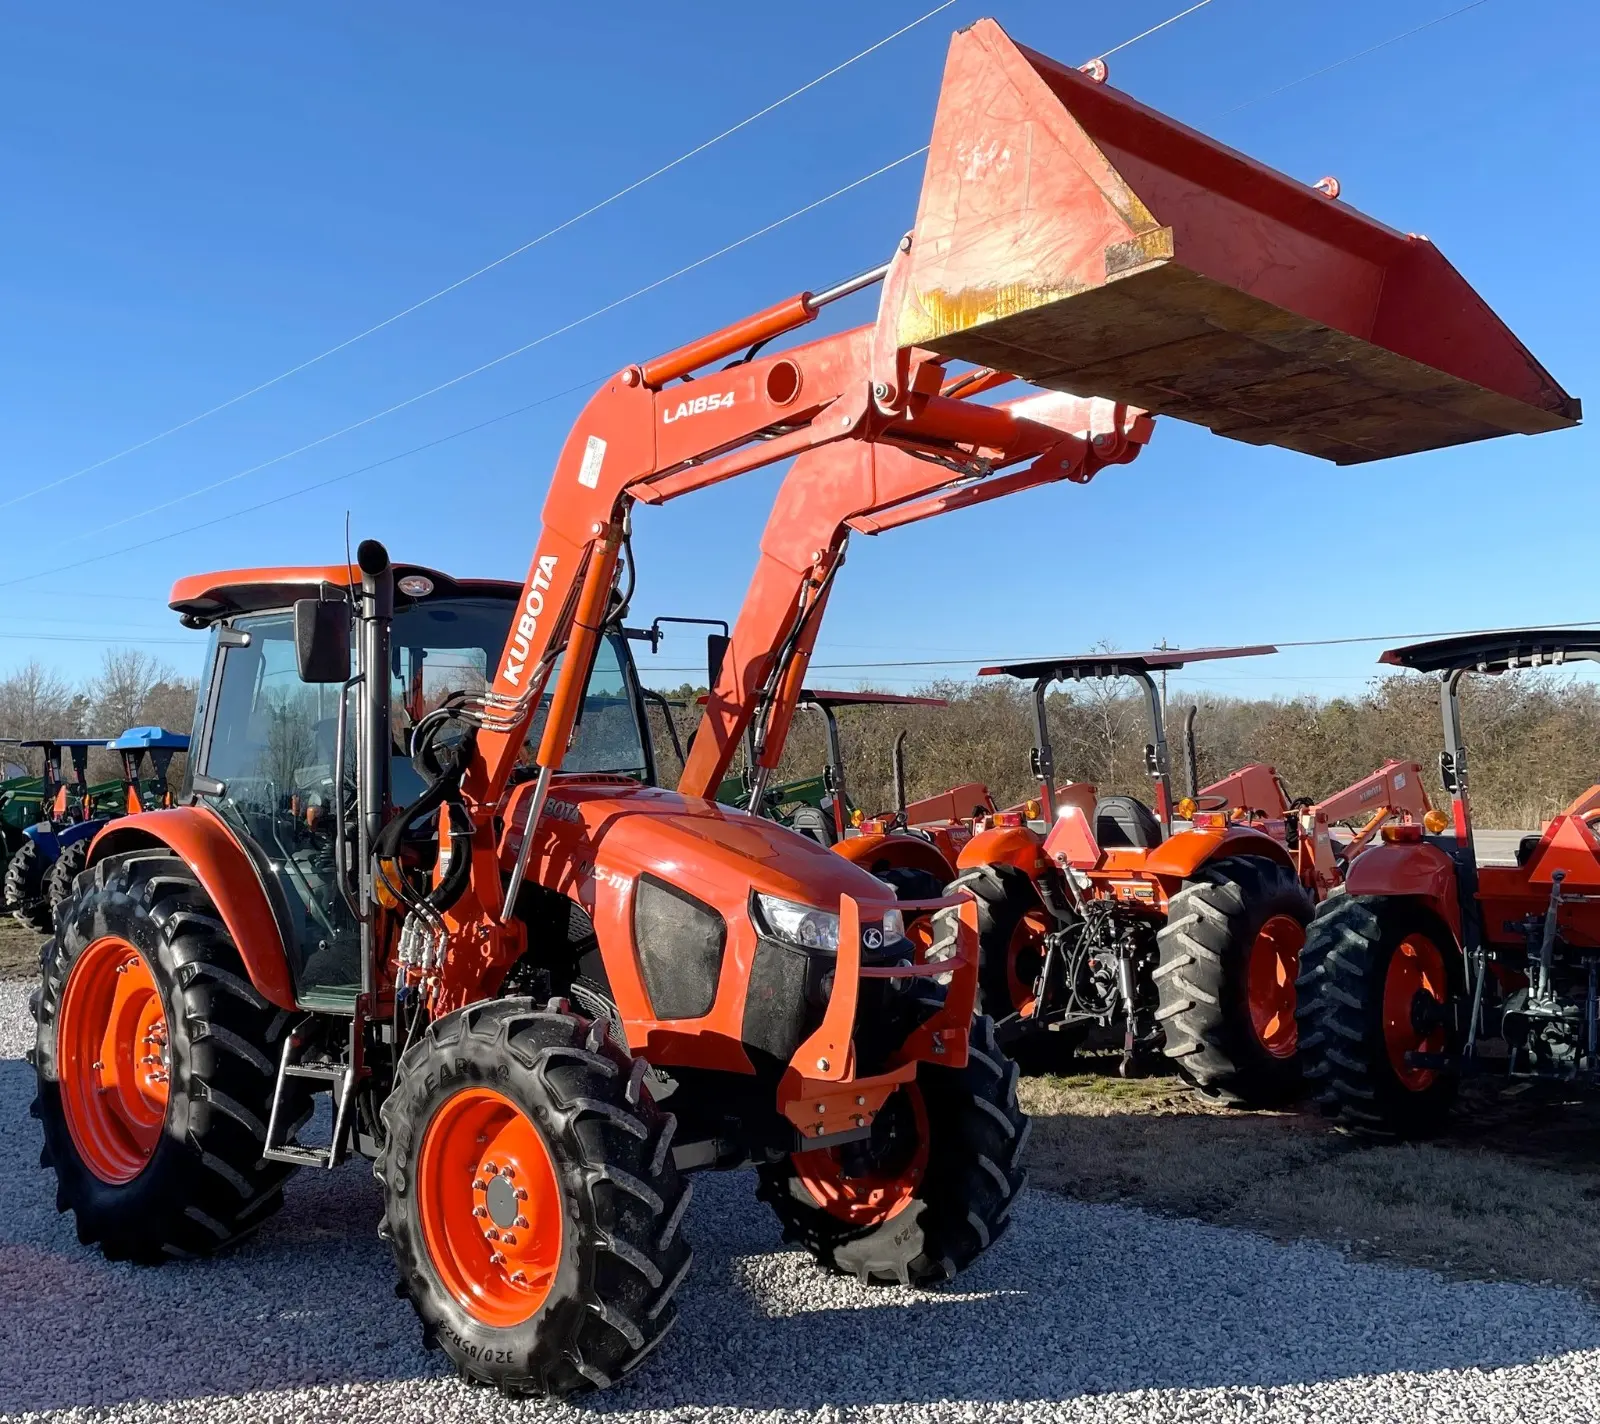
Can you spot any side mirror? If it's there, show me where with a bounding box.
[1438,750,1458,795]
[706,632,730,688]
[1144,744,1160,776]
[294,598,351,683]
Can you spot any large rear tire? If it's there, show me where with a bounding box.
[31,849,304,1260]
[952,863,1054,1023]
[757,1012,1028,1285]
[376,997,691,1398]
[1296,895,1461,1136]
[44,838,90,928]
[6,839,53,933]
[1154,855,1312,1106]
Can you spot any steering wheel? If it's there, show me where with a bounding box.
[1194,794,1230,813]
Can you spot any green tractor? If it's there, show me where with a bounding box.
[0,740,47,885]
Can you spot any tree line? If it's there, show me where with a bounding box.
[648,670,1600,832]
[7,651,1598,831]
[0,654,197,787]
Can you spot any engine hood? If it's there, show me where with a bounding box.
[502,775,900,916]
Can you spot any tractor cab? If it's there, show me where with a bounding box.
[170,563,663,1005]
[980,645,1275,866]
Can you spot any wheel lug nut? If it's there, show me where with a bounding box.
[510,1270,528,1285]
[471,1179,488,1192]
[501,1233,517,1246]
[484,1228,500,1240]
[489,1251,506,1265]
[471,1205,487,1219]
[482,1161,498,1174]
[500,1165,515,1179]
[513,1187,528,1201]
[513,1215,529,1230]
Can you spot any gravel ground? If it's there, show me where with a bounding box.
[5,981,1600,1423]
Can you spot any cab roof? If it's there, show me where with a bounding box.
[168,564,524,625]
[107,727,190,751]
[981,645,1277,681]
[1380,629,1600,674]
[20,738,110,750]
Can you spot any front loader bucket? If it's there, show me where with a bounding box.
[896,19,1578,464]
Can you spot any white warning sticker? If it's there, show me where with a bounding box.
[577,434,607,489]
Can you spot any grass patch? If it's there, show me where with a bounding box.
[1020,1055,1600,1295]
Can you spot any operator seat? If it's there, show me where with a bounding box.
[1093,794,1163,849]
[788,805,835,847]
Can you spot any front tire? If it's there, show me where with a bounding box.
[376,998,691,1398]
[757,1012,1028,1284]
[1296,895,1461,1136]
[32,849,304,1260]
[6,839,53,932]
[44,838,91,927]
[1154,855,1312,1106]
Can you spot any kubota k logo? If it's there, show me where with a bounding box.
[863,928,883,950]
[662,391,735,424]
[501,554,559,687]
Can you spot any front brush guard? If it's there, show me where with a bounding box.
[776,891,979,1146]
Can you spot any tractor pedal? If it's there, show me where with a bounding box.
[265,1142,342,1169]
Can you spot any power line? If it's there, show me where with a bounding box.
[37,147,928,558]
[1093,0,1219,62]
[1217,0,1494,117]
[2,1,958,515]
[0,377,603,593]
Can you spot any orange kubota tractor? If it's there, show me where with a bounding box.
[1298,631,1600,1136]
[1192,751,1434,901]
[30,18,1575,1397]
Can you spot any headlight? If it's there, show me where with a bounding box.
[756,894,840,951]
[881,907,904,944]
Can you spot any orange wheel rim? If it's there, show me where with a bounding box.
[417,1087,565,1328]
[1383,933,1448,1090]
[793,1083,929,1227]
[56,936,170,1183]
[1006,910,1051,1016]
[1246,914,1304,1059]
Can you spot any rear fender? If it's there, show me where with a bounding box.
[1144,825,1294,879]
[1341,842,1462,940]
[954,824,1049,878]
[832,831,956,884]
[89,807,298,1010]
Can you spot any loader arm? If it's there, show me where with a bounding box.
[677,391,1153,801]
[1311,759,1432,852]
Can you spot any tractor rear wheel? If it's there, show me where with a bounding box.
[44,839,90,928]
[31,849,305,1260]
[1154,855,1312,1106]
[1295,895,1461,1136]
[377,997,691,1398]
[757,1012,1028,1285]
[6,839,53,933]
[952,863,1054,1023]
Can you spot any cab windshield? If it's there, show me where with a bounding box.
[194,594,651,996]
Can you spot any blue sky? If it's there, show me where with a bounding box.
[1,0,1594,703]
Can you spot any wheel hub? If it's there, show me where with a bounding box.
[417,1088,565,1328]
[56,936,171,1184]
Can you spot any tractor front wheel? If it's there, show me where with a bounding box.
[1154,855,1312,1106]
[377,998,691,1398]
[1295,895,1461,1136]
[6,839,53,933]
[31,849,304,1260]
[757,1012,1028,1284]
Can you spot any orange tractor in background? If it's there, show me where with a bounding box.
[1299,630,1600,1136]
[953,648,1314,1096]
[30,17,1575,1398]
[1193,751,1435,900]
